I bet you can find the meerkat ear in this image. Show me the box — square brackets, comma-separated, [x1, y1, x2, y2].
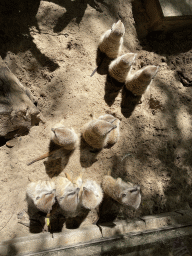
[116, 178, 122, 185]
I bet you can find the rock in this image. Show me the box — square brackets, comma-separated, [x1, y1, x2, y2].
[0, 58, 43, 139]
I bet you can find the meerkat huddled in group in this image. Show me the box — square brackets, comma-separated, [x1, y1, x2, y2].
[26, 180, 56, 214]
[102, 173, 141, 210]
[65, 173, 103, 211]
[125, 65, 159, 96]
[108, 53, 136, 83]
[82, 114, 120, 149]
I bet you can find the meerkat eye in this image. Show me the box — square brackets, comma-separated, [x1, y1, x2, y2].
[122, 193, 126, 198]
[36, 196, 40, 200]
[130, 188, 138, 193]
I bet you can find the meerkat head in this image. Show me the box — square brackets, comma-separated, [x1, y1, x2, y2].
[58, 186, 80, 212]
[120, 53, 137, 68]
[81, 180, 103, 210]
[111, 20, 125, 38]
[116, 178, 141, 209]
[34, 181, 56, 213]
[141, 65, 158, 81]
[98, 114, 117, 124]
[92, 120, 117, 138]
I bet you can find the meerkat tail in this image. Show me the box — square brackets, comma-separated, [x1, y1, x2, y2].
[27, 152, 51, 166]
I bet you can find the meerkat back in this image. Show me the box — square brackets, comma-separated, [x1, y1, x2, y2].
[99, 20, 125, 59]
[53, 176, 80, 215]
[125, 65, 158, 96]
[102, 175, 141, 210]
[51, 126, 78, 150]
[82, 119, 117, 149]
[109, 53, 136, 83]
[81, 180, 103, 210]
[26, 180, 56, 213]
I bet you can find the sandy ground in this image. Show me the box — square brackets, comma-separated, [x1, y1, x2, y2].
[0, 0, 192, 241]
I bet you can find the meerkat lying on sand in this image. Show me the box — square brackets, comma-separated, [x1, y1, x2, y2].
[102, 174, 141, 210]
[82, 114, 120, 149]
[109, 53, 136, 83]
[125, 65, 158, 96]
[27, 121, 78, 166]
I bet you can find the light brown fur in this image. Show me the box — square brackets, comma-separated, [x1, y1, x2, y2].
[125, 65, 158, 96]
[53, 176, 80, 217]
[82, 119, 117, 149]
[26, 180, 56, 213]
[109, 53, 136, 83]
[99, 20, 125, 59]
[51, 127, 78, 150]
[102, 175, 141, 209]
[68, 173, 103, 210]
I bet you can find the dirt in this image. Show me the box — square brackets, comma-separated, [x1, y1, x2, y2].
[0, 0, 192, 241]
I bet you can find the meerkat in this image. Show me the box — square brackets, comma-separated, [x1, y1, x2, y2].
[53, 176, 80, 217]
[66, 173, 103, 210]
[99, 20, 125, 59]
[125, 65, 158, 96]
[98, 114, 120, 146]
[82, 119, 117, 149]
[98, 114, 117, 123]
[26, 180, 56, 214]
[90, 20, 125, 77]
[27, 124, 78, 166]
[102, 175, 141, 210]
[108, 53, 137, 83]
[51, 127, 78, 150]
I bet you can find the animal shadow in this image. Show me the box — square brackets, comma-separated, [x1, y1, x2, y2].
[121, 86, 142, 118]
[49, 213, 66, 233]
[104, 74, 124, 106]
[65, 208, 90, 229]
[80, 135, 101, 168]
[97, 195, 121, 224]
[26, 198, 46, 233]
[53, 0, 104, 33]
[44, 140, 74, 178]
[94, 48, 113, 76]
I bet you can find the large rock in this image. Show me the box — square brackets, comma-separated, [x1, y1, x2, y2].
[0, 59, 42, 139]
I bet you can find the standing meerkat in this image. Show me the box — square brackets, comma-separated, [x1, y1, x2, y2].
[102, 175, 141, 210]
[125, 65, 158, 96]
[26, 180, 56, 214]
[82, 119, 117, 149]
[53, 176, 80, 217]
[90, 20, 125, 77]
[99, 20, 125, 59]
[109, 53, 136, 83]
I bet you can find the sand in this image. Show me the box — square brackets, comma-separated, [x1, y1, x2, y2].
[0, 0, 192, 241]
